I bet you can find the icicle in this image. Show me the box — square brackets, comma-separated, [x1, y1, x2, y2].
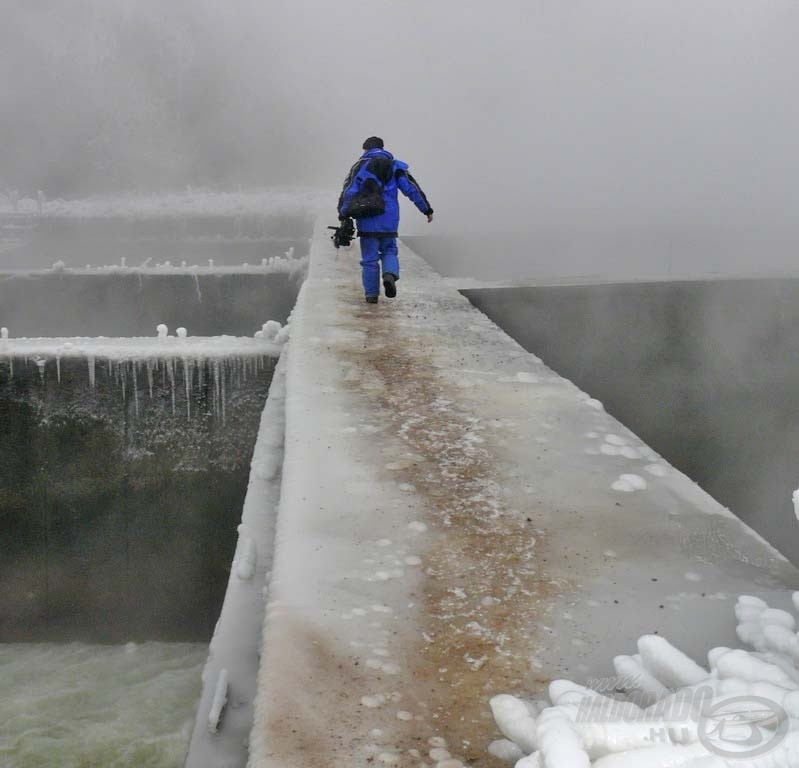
[183, 357, 192, 421]
[146, 359, 154, 399]
[132, 362, 139, 418]
[221, 358, 227, 424]
[56, 356, 61, 383]
[36, 358, 46, 384]
[167, 357, 176, 415]
[213, 359, 221, 417]
[193, 273, 202, 303]
[121, 363, 127, 402]
[87, 355, 95, 388]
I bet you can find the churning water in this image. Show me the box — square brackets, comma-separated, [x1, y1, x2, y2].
[0, 642, 206, 767]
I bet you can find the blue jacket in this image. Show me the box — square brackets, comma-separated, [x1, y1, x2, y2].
[338, 148, 433, 235]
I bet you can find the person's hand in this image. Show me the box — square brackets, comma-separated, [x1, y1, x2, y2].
[427, 213, 434, 223]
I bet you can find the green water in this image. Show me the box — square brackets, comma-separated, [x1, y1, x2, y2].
[0, 642, 206, 767]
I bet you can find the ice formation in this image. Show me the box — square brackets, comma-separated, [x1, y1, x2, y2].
[490, 594, 799, 767]
[207, 668, 229, 733]
[27, 254, 308, 278]
[0, 335, 283, 424]
[0, 187, 326, 220]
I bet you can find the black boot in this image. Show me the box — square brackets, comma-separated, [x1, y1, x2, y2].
[365, 295, 378, 304]
[383, 272, 397, 298]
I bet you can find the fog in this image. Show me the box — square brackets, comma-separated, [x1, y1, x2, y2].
[467, 280, 799, 564]
[3, 1, 799, 276]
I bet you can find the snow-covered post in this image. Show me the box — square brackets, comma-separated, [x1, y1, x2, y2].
[157, 324, 169, 340]
[793, 489, 799, 523]
[0, 327, 8, 346]
[261, 321, 281, 342]
[176, 327, 188, 339]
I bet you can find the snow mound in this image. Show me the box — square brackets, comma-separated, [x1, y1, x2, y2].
[490, 594, 799, 766]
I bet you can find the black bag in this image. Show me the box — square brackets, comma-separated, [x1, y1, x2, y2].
[346, 177, 385, 219]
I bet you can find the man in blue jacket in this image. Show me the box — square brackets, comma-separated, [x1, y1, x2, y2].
[338, 137, 434, 303]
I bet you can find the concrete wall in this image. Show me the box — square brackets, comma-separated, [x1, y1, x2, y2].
[0, 354, 274, 642]
[466, 278, 799, 564]
[0, 272, 300, 337]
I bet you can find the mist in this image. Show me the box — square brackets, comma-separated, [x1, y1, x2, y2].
[3, 1, 799, 277]
[1, 0, 291, 194]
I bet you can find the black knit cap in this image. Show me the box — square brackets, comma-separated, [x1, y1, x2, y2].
[362, 136, 384, 150]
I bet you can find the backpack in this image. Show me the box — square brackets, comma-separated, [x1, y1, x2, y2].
[346, 157, 394, 219]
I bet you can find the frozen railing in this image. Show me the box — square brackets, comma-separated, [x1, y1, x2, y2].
[0, 325, 288, 422]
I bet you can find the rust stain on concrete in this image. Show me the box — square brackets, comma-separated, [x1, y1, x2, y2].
[342, 299, 566, 765]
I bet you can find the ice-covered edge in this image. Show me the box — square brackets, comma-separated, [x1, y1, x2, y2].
[185, 349, 288, 767]
[0, 336, 283, 361]
[0, 256, 308, 278]
[0, 188, 329, 219]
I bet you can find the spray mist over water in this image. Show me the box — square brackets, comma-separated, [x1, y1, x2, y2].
[1, 0, 292, 194]
[4, 1, 798, 279]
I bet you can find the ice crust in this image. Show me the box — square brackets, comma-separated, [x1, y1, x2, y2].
[185, 349, 289, 766]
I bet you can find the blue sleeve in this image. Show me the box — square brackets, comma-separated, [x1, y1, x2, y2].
[396, 170, 433, 215]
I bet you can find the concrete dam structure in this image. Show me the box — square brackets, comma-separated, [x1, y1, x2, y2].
[3, 200, 799, 767]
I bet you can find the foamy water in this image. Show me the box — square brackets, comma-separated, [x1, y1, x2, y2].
[0, 642, 206, 767]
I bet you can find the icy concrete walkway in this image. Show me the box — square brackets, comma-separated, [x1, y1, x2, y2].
[249, 222, 799, 768]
